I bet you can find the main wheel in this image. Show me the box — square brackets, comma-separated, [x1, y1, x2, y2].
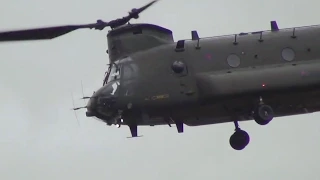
[253, 104, 274, 125]
[229, 130, 250, 150]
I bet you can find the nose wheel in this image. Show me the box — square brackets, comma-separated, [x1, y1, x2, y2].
[229, 121, 250, 150]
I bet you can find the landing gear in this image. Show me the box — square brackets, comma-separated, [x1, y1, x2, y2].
[168, 117, 184, 133]
[175, 120, 184, 133]
[229, 121, 250, 150]
[129, 124, 138, 137]
[229, 96, 275, 150]
[253, 97, 274, 125]
[127, 124, 143, 138]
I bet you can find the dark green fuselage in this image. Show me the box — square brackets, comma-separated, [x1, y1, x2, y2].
[86, 23, 320, 126]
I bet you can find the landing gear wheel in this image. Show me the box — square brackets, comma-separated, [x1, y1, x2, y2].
[229, 130, 250, 150]
[253, 104, 274, 125]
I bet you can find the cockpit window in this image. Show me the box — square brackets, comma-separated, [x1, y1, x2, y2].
[103, 57, 137, 85]
[122, 63, 139, 80]
[104, 62, 120, 85]
[108, 64, 120, 82]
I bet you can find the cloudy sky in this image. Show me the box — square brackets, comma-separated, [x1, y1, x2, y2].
[1, 0, 319, 179]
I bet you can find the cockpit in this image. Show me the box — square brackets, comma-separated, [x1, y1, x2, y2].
[86, 56, 139, 124]
[103, 56, 138, 85]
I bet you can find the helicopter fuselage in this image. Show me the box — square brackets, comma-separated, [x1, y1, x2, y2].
[5, 0, 301, 149]
[86, 23, 320, 127]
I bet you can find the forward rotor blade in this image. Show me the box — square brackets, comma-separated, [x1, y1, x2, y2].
[0, 24, 97, 42]
[108, 0, 159, 28]
[0, 0, 159, 42]
[128, 0, 158, 19]
[134, 0, 158, 15]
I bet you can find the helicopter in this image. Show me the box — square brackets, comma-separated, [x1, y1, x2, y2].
[1, 0, 320, 151]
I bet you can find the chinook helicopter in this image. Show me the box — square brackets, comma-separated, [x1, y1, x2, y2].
[1, 0, 320, 151]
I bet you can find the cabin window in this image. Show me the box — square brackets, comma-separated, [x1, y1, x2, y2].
[282, 47, 295, 61]
[171, 61, 185, 74]
[227, 54, 241, 67]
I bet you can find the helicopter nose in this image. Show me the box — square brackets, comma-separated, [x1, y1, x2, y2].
[85, 95, 97, 117]
[85, 82, 120, 117]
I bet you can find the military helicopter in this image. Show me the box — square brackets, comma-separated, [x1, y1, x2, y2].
[1, 0, 320, 151]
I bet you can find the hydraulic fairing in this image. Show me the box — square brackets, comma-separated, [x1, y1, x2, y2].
[106, 23, 174, 63]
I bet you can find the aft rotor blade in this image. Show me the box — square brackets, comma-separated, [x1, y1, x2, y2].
[0, 24, 97, 42]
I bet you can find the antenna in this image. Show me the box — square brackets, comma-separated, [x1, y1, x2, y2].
[233, 34, 238, 45]
[81, 80, 87, 104]
[259, 32, 264, 42]
[291, 28, 297, 38]
[79, 81, 98, 100]
[71, 92, 80, 126]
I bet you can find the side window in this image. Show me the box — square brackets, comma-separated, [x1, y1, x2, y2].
[122, 63, 139, 80]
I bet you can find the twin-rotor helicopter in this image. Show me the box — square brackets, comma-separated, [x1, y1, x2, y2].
[1, 0, 320, 150]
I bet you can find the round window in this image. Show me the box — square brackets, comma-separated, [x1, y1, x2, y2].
[171, 61, 185, 73]
[227, 54, 241, 67]
[282, 48, 295, 61]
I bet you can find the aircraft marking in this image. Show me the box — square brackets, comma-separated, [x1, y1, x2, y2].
[145, 94, 169, 100]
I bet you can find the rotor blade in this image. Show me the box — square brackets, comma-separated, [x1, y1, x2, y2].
[0, 23, 98, 42]
[0, 0, 159, 42]
[108, 0, 159, 28]
[129, 0, 158, 17]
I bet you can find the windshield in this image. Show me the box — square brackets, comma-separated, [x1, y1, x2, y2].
[104, 63, 120, 85]
[122, 62, 139, 80]
[103, 56, 137, 85]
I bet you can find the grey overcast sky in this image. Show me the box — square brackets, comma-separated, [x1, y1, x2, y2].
[1, 0, 320, 179]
